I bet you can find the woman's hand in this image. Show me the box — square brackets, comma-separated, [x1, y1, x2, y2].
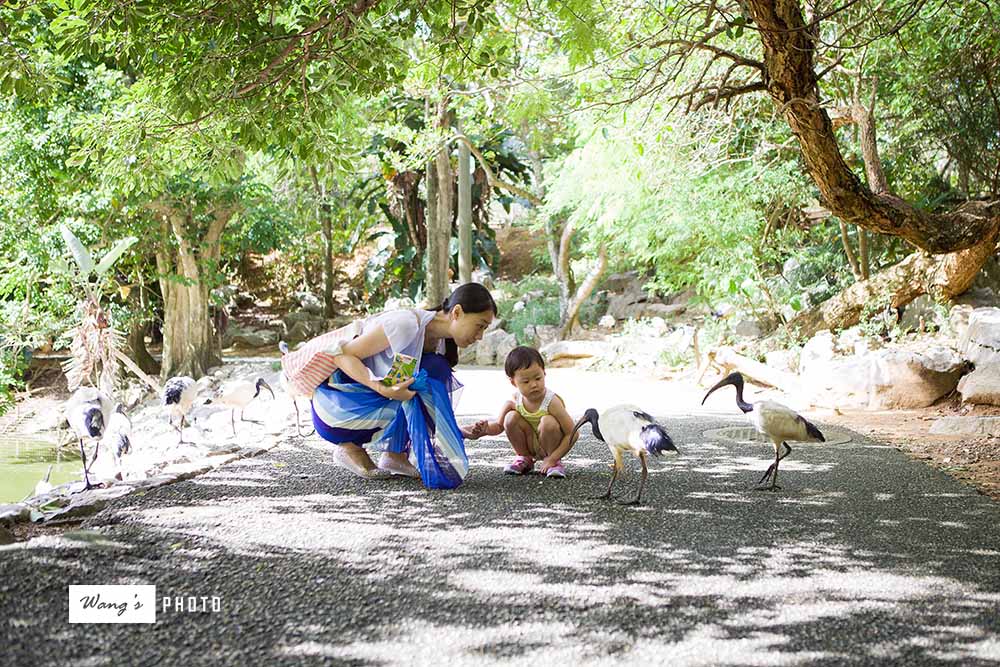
[377, 377, 416, 402]
[461, 419, 489, 439]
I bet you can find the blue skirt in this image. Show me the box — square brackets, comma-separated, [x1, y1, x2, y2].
[312, 353, 459, 449]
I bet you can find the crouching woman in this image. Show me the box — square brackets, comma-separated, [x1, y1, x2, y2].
[311, 283, 496, 484]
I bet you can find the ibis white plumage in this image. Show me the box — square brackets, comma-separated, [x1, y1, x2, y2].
[570, 405, 679, 505]
[278, 341, 315, 436]
[701, 372, 825, 491]
[162, 376, 199, 443]
[34, 465, 54, 497]
[64, 387, 113, 490]
[208, 377, 275, 435]
[100, 404, 133, 474]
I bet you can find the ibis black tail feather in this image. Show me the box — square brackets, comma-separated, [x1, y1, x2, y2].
[640, 424, 677, 457]
[803, 418, 825, 442]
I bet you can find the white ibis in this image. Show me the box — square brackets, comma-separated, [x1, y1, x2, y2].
[65, 387, 112, 490]
[162, 376, 199, 443]
[34, 465, 54, 497]
[279, 341, 315, 436]
[100, 404, 132, 474]
[207, 377, 275, 435]
[570, 405, 678, 505]
[702, 372, 825, 491]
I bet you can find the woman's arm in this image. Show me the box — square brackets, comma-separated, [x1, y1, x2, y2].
[539, 397, 579, 469]
[334, 326, 415, 401]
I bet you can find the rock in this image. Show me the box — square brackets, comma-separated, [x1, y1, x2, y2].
[512, 301, 526, 313]
[286, 319, 327, 344]
[234, 291, 256, 309]
[899, 295, 944, 333]
[476, 330, 517, 365]
[802, 354, 874, 409]
[459, 342, 478, 364]
[471, 268, 495, 290]
[540, 340, 609, 362]
[837, 326, 874, 356]
[232, 329, 279, 348]
[958, 365, 1000, 406]
[765, 348, 800, 374]
[602, 271, 640, 293]
[734, 319, 764, 338]
[598, 315, 616, 329]
[0, 504, 29, 525]
[634, 303, 687, 319]
[801, 345, 964, 410]
[867, 347, 966, 409]
[283, 311, 324, 326]
[929, 416, 1000, 437]
[605, 277, 650, 320]
[294, 291, 325, 315]
[647, 317, 669, 336]
[954, 287, 999, 309]
[959, 307, 1000, 367]
[495, 333, 517, 364]
[949, 304, 974, 341]
[535, 325, 560, 348]
[666, 288, 696, 305]
[662, 325, 696, 355]
[800, 330, 837, 369]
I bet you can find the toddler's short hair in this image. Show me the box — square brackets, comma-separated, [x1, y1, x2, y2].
[504, 346, 545, 378]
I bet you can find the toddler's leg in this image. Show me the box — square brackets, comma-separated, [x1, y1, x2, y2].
[503, 411, 535, 458]
[537, 415, 563, 458]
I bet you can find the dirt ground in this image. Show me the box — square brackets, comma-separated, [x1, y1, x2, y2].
[823, 399, 1000, 501]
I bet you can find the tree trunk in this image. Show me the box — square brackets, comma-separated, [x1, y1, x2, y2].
[858, 227, 870, 280]
[456, 116, 473, 284]
[839, 219, 861, 281]
[559, 247, 607, 339]
[308, 165, 336, 318]
[126, 322, 159, 376]
[425, 97, 452, 306]
[745, 0, 1000, 253]
[425, 140, 441, 307]
[556, 219, 578, 324]
[389, 170, 426, 253]
[151, 204, 235, 380]
[788, 230, 999, 337]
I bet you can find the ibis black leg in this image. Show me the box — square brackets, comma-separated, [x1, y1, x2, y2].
[621, 453, 648, 506]
[77, 439, 93, 491]
[293, 400, 315, 437]
[755, 442, 789, 491]
[594, 466, 619, 500]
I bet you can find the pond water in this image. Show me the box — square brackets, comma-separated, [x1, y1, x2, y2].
[0, 435, 83, 504]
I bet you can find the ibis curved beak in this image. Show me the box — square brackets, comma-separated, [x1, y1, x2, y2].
[701, 372, 744, 405]
[256, 379, 275, 400]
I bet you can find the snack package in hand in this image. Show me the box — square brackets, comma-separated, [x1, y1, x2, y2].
[381, 353, 417, 386]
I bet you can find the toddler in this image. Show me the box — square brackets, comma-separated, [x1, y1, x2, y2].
[462, 346, 578, 478]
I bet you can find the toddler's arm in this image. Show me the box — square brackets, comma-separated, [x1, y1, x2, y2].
[462, 401, 514, 439]
[538, 396, 580, 471]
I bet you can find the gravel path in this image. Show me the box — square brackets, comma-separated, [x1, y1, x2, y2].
[2, 372, 999, 666]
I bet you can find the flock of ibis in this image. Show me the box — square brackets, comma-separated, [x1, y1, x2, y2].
[59, 365, 825, 504]
[61, 373, 275, 490]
